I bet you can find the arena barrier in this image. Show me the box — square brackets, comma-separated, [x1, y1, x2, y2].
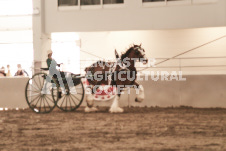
[83, 75, 226, 108]
[0, 75, 226, 109]
[0, 77, 29, 109]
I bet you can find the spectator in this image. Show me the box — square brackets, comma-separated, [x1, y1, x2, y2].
[0, 66, 6, 77]
[14, 64, 29, 77]
[6, 64, 12, 77]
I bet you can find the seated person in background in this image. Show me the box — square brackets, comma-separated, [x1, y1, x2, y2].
[14, 64, 29, 77]
[6, 64, 11, 77]
[0, 66, 6, 77]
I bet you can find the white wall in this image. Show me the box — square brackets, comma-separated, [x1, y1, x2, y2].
[79, 27, 226, 75]
[44, 0, 226, 33]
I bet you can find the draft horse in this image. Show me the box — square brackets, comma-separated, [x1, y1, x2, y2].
[84, 44, 148, 113]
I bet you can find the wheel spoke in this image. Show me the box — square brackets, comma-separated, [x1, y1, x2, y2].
[43, 97, 46, 112]
[30, 83, 40, 92]
[28, 93, 40, 97]
[70, 94, 81, 105]
[27, 89, 40, 93]
[39, 98, 43, 112]
[38, 74, 43, 90]
[33, 96, 41, 109]
[29, 94, 41, 105]
[69, 95, 77, 106]
[60, 95, 66, 108]
[65, 96, 68, 110]
[46, 95, 55, 104]
[68, 95, 73, 110]
[43, 96, 51, 109]
[33, 78, 41, 90]
[71, 93, 80, 101]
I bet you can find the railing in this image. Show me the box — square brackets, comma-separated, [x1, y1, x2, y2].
[11, 56, 225, 78]
[79, 56, 226, 75]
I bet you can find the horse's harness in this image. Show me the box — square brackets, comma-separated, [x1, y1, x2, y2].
[86, 50, 137, 85]
[107, 50, 137, 85]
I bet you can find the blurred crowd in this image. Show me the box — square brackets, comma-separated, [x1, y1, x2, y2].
[0, 64, 29, 77]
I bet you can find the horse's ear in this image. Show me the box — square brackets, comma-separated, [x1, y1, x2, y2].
[115, 49, 119, 59]
[140, 43, 142, 47]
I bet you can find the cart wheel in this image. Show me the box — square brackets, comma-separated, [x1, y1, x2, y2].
[54, 80, 84, 112]
[25, 73, 58, 113]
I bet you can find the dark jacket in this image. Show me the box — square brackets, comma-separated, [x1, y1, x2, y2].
[14, 70, 29, 76]
[0, 71, 6, 76]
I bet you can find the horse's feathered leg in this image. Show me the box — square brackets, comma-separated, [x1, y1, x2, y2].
[134, 82, 145, 102]
[109, 89, 123, 113]
[84, 87, 98, 112]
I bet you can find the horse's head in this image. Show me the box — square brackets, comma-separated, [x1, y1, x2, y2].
[121, 44, 148, 65]
[133, 44, 148, 64]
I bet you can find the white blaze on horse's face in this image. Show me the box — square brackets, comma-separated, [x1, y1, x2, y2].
[135, 46, 148, 64]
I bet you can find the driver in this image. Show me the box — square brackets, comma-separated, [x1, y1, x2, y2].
[46, 50, 61, 71]
[46, 50, 75, 95]
[46, 50, 65, 88]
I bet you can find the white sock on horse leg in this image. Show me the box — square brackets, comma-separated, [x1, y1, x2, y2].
[85, 106, 98, 113]
[136, 85, 144, 102]
[86, 88, 94, 107]
[85, 92, 98, 112]
[111, 96, 119, 108]
[109, 96, 123, 113]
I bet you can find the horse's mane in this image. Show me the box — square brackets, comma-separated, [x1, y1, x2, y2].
[121, 44, 140, 61]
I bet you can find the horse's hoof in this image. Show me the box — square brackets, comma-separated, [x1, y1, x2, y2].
[135, 97, 144, 102]
[85, 106, 98, 113]
[86, 97, 94, 107]
[109, 107, 124, 113]
[135, 98, 138, 102]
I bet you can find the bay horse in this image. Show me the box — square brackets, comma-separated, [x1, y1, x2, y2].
[84, 44, 148, 113]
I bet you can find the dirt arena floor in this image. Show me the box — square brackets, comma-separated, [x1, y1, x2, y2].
[1, 107, 226, 151]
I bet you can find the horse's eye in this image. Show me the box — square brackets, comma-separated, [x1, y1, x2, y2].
[135, 50, 139, 54]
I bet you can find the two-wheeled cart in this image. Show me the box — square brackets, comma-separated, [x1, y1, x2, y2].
[25, 68, 85, 113]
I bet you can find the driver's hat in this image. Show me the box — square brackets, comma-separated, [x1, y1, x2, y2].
[47, 50, 53, 55]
